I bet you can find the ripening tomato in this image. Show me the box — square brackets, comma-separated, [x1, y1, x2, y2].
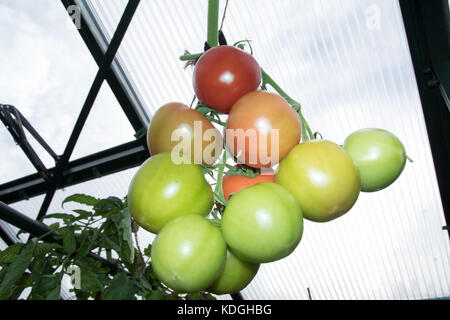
[193, 45, 261, 114]
[127, 153, 213, 234]
[276, 140, 361, 222]
[222, 182, 303, 263]
[343, 128, 406, 192]
[208, 250, 260, 295]
[147, 102, 223, 166]
[225, 91, 301, 168]
[222, 169, 275, 201]
[151, 215, 227, 293]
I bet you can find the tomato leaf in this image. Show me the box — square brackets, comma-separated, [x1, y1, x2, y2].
[143, 244, 152, 258]
[63, 231, 77, 255]
[5, 272, 32, 300]
[34, 243, 63, 258]
[62, 194, 99, 208]
[79, 267, 104, 293]
[103, 272, 137, 300]
[29, 272, 63, 300]
[0, 243, 24, 264]
[0, 239, 37, 299]
[116, 208, 135, 264]
[93, 198, 122, 217]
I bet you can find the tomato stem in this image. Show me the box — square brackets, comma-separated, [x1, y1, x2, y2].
[260, 68, 314, 141]
[207, 0, 220, 47]
[214, 148, 229, 209]
[179, 53, 202, 61]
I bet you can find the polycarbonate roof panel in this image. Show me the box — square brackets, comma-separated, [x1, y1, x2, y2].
[85, 0, 450, 299]
[0, 0, 97, 183]
[70, 81, 136, 160]
[0, 0, 140, 185]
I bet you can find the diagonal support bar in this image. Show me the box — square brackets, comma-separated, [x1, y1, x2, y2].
[36, 0, 141, 221]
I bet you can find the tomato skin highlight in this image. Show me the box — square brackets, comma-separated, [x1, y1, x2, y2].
[147, 102, 223, 166]
[225, 91, 301, 168]
[222, 182, 303, 263]
[343, 128, 406, 192]
[193, 45, 261, 114]
[127, 153, 213, 234]
[208, 250, 260, 295]
[151, 215, 227, 293]
[276, 140, 361, 222]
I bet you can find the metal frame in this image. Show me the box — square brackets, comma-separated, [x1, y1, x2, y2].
[399, 0, 450, 235]
[35, 0, 141, 221]
[0, 138, 149, 204]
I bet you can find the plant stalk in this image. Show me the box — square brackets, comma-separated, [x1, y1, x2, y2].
[207, 0, 220, 47]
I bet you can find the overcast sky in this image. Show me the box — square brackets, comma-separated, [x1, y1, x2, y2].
[1, 0, 449, 299]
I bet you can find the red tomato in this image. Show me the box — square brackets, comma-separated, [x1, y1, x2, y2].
[225, 91, 301, 168]
[222, 170, 275, 201]
[193, 46, 261, 114]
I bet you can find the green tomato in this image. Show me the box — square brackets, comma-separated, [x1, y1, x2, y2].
[208, 250, 260, 295]
[343, 128, 406, 192]
[151, 215, 227, 293]
[276, 140, 360, 222]
[128, 152, 213, 234]
[222, 182, 303, 263]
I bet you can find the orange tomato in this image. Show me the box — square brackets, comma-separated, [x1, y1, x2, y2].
[222, 170, 275, 201]
[225, 91, 301, 168]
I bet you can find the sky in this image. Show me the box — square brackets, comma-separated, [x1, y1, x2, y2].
[0, 0, 449, 300]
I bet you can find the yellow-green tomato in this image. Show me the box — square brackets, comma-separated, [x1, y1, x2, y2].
[128, 153, 213, 234]
[222, 182, 303, 263]
[151, 215, 227, 293]
[208, 250, 260, 295]
[343, 128, 406, 192]
[276, 140, 360, 222]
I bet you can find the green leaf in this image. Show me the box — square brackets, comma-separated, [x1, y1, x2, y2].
[63, 194, 99, 208]
[103, 272, 137, 300]
[74, 257, 109, 293]
[34, 242, 63, 258]
[63, 231, 77, 254]
[75, 229, 100, 259]
[29, 272, 63, 300]
[0, 239, 37, 299]
[143, 244, 152, 257]
[93, 198, 121, 218]
[0, 243, 24, 264]
[98, 234, 121, 252]
[79, 268, 103, 293]
[116, 208, 135, 264]
[5, 272, 32, 300]
[43, 213, 78, 222]
[147, 289, 168, 300]
[72, 209, 93, 220]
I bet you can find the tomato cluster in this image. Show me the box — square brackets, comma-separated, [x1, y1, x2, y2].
[127, 45, 407, 295]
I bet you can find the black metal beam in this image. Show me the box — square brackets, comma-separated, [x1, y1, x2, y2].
[36, 0, 141, 221]
[0, 138, 148, 205]
[0, 224, 15, 246]
[399, 0, 450, 234]
[61, 0, 148, 133]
